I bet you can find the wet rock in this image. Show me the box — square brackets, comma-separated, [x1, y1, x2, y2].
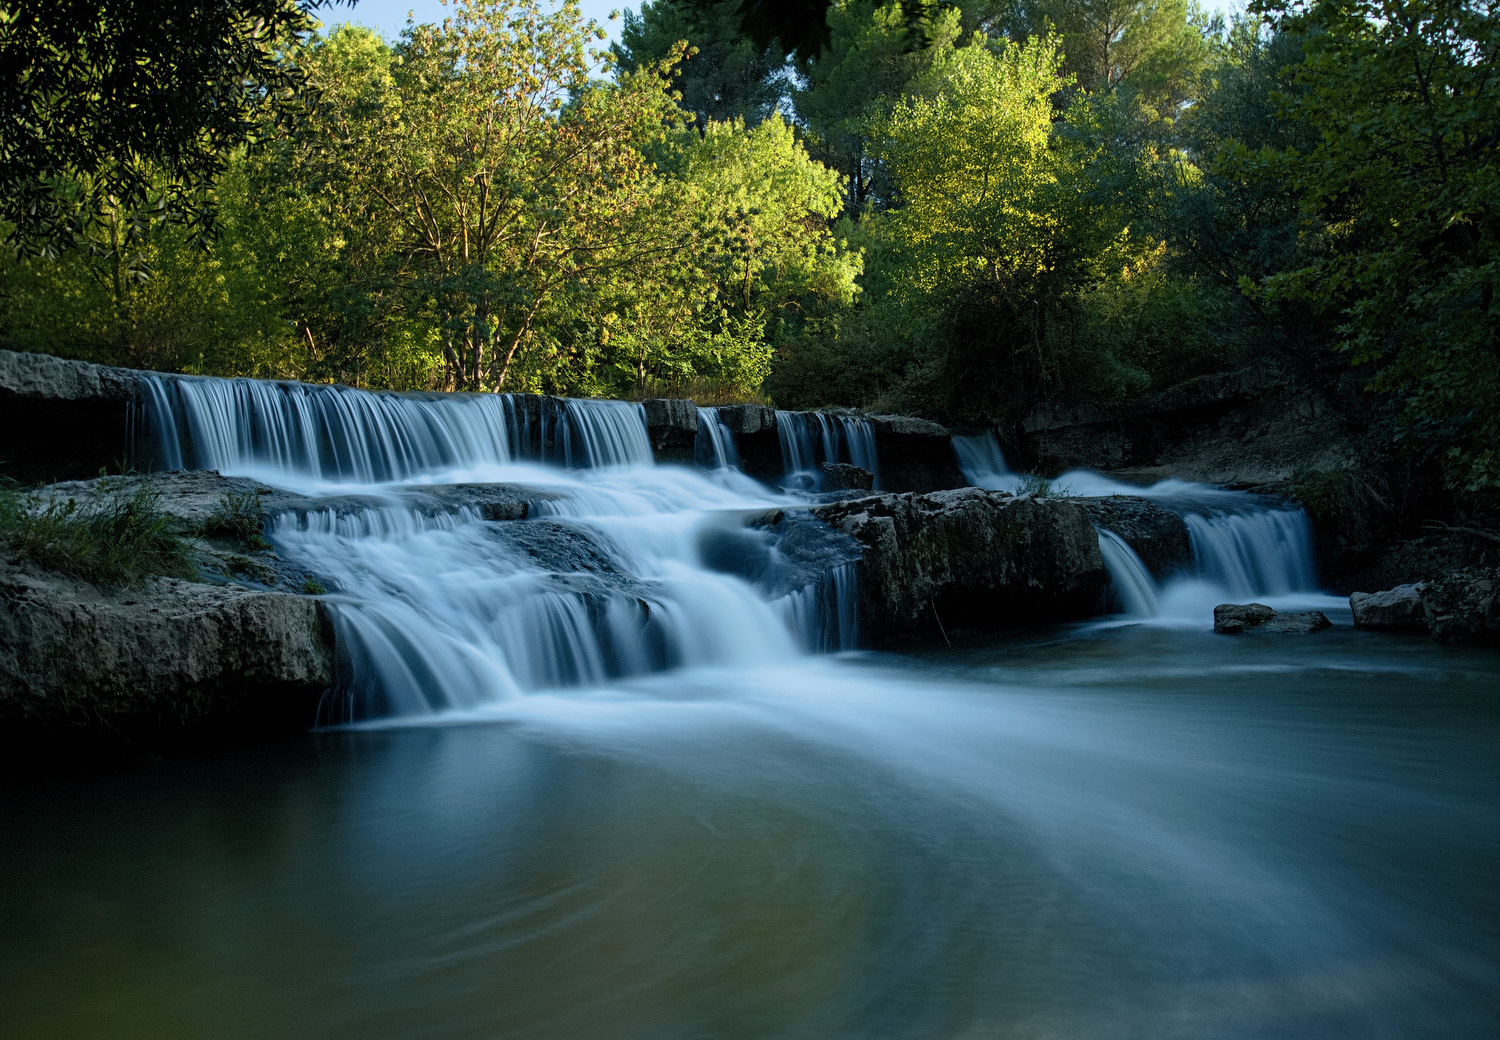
[1350, 584, 1427, 632]
[810, 488, 1107, 644]
[715, 404, 776, 435]
[0, 349, 141, 483]
[1214, 602, 1277, 633]
[1076, 497, 1192, 579]
[1214, 603, 1330, 634]
[820, 462, 874, 492]
[1422, 568, 1500, 645]
[866, 413, 967, 494]
[641, 398, 698, 464]
[0, 561, 334, 734]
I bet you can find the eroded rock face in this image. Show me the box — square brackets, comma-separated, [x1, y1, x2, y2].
[1214, 603, 1330, 634]
[0, 349, 141, 483]
[1077, 497, 1192, 579]
[809, 488, 1107, 643]
[1350, 584, 1427, 632]
[715, 405, 776, 435]
[1422, 568, 1500, 644]
[820, 463, 874, 492]
[0, 563, 334, 733]
[866, 413, 967, 493]
[641, 398, 698, 464]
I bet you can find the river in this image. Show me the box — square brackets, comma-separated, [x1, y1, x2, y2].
[0, 379, 1495, 1038]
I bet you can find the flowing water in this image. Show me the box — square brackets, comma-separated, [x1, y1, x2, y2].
[2, 381, 1496, 1038]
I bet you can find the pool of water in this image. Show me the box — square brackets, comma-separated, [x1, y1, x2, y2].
[3, 624, 1496, 1039]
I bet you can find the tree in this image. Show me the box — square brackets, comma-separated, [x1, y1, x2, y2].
[612, 0, 787, 128]
[0, 0, 346, 254]
[1229, 0, 1500, 487]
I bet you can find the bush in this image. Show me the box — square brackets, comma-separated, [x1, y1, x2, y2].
[203, 489, 269, 550]
[0, 477, 196, 587]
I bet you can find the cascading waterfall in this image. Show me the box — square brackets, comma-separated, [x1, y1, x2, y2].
[695, 407, 740, 470]
[134, 374, 866, 721]
[777, 410, 880, 490]
[136, 373, 652, 483]
[839, 415, 880, 488]
[952, 430, 1015, 492]
[1097, 529, 1159, 618]
[776, 409, 819, 488]
[1183, 507, 1319, 598]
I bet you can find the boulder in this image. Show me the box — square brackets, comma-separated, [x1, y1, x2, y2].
[1214, 602, 1330, 634]
[1422, 568, 1500, 644]
[641, 398, 698, 464]
[0, 562, 334, 737]
[866, 413, 968, 494]
[0, 348, 142, 483]
[715, 404, 776, 435]
[1214, 602, 1276, 633]
[820, 462, 874, 492]
[809, 488, 1107, 644]
[1350, 583, 1427, 632]
[1076, 496, 1192, 579]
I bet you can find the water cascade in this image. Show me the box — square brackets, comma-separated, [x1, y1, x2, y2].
[776, 410, 881, 490]
[952, 430, 1015, 492]
[1096, 529, 1160, 617]
[695, 407, 740, 470]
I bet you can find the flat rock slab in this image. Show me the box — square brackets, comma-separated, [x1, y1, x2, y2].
[1215, 602, 1331, 634]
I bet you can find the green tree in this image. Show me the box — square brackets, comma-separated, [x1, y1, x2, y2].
[612, 0, 787, 128]
[1229, 0, 1500, 487]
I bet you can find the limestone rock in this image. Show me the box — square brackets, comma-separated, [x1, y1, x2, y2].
[1077, 496, 1192, 579]
[715, 404, 776, 435]
[810, 488, 1107, 643]
[1350, 583, 1427, 631]
[0, 349, 142, 483]
[641, 398, 698, 463]
[1422, 568, 1500, 644]
[0, 562, 334, 733]
[864, 413, 967, 493]
[1215, 602, 1330, 634]
[820, 462, 874, 492]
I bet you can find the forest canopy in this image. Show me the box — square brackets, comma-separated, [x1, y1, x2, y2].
[2, 0, 1496, 487]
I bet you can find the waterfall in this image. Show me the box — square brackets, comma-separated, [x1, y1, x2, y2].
[1097, 529, 1160, 617]
[775, 562, 860, 652]
[776, 410, 819, 489]
[695, 407, 740, 470]
[952, 431, 1014, 491]
[839, 416, 880, 489]
[136, 374, 651, 483]
[1184, 508, 1319, 598]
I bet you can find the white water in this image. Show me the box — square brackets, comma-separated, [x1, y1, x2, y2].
[1097, 529, 1159, 618]
[136, 374, 1343, 719]
[776, 410, 880, 490]
[695, 407, 741, 470]
[952, 430, 1017, 492]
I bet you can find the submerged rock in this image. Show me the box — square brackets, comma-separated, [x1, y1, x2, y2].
[810, 488, 1106, 644]
[1422, 568, 1500, 644]
[1350, 584, 1427, 632]
[0, 562, 333, 735]
[1214, 603, 1330, 634]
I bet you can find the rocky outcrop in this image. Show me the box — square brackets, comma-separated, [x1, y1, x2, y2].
[1214, 603, 1331, 634]
[0, 349, 143, 483]
[1076, 496, 1192, 579]
[1350, 584, 1427, 631]
[641, 398, 698, 464]
[820, 462, 874, 492]
[1422, 568, 1499, 645]
[0, 562, 334, 736]
[867, 413, 968, 493]
[809, 488, 1107, 643]
[715, 405, 776, 435]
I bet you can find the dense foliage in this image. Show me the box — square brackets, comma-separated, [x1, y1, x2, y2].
[2, 0, 1496, 484]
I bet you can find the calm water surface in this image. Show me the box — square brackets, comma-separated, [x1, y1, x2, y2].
[2, 624, 1497, 1040]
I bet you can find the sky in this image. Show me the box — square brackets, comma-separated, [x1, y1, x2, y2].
[317, 0, 1244, 52]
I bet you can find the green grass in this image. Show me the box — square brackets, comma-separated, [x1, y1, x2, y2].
[203, 488, 270, 550]
[0, 477, 197, 587]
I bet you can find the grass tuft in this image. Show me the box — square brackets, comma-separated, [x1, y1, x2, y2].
[0, 477, 197, 587]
